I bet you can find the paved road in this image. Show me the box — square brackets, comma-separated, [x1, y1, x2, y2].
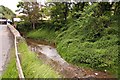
[0, 25, 14, 76]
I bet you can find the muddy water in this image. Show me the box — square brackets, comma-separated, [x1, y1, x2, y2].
[26, 39, 116, 78]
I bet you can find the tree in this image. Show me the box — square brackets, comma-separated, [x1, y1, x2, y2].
[46, 2, 70, 30]
[0, 5, 15, 19]
[17, 1, 40, 29]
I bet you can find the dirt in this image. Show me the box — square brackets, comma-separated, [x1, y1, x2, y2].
[26, 39, 117, 79]
[26, 38, 56, 48]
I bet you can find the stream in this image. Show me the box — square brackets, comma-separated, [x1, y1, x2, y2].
[26, 39, 116, 78]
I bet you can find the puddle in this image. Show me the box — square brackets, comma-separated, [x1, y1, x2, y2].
[26, 39, 116, 78]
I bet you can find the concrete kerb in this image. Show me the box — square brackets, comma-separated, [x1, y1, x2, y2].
[7, 25, 25, 79]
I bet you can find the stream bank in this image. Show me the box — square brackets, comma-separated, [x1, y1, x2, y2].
[26, 39, 116, 78]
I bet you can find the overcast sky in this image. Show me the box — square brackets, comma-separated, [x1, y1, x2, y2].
[0, 0, 21, 13]
[0, 0, 45, 14]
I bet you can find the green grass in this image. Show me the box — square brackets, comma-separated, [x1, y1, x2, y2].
[2, 48, 18, 78]
[56, 19, 118, 77]
[18, 39, 60, 78]
[25, 20, 118, 77]
[22, 3, 119, 78]
[27, 28, 56, 42]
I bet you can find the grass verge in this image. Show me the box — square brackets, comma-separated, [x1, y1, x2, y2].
[2, 48, 18, 78]
[18, 39, 60, 78]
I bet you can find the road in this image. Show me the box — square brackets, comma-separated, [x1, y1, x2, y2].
[0, 25, 14, 76]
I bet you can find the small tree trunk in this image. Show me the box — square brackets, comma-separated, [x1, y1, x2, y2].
[32, 22, 35, 30]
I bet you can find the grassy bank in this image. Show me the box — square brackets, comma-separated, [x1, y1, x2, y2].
[25, 25, 118, 77]
[26, 24, 118, 77]
[56, 6, 119, 77]
[23, 3, 118, 78]
[27, 28, 56, 42]
[56, 5, 119, 77]
[2, 48, 18, 78]
[18, 39, 60, 78]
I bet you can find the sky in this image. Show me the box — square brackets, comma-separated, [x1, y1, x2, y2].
[0, 0, 21, 13]
[0, 0, 45, 14]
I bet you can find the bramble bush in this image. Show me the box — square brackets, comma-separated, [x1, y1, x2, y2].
[56, 3, 118, 76]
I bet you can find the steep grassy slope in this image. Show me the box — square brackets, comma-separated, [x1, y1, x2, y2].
[27, 28, 56, 42]
[56, 4, 119, 76]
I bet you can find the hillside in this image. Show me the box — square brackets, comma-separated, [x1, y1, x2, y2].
[56, 3, 119, 76]
[0, 5, 15, 19]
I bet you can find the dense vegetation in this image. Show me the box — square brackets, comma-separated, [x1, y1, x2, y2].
[0, 5, 15, 19]
[56, 3, 119, 76]
[17, 2, 119, 77]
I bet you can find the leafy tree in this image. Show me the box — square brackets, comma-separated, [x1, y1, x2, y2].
[69, 2, 86, 19]
[0, 5, 15, 19]
[47, 2, 70, 30]
[114, 2, 120, 15]
[17, 1, 40, 29]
